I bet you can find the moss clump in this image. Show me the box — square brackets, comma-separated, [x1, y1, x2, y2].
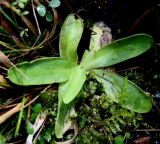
[76, 79, 143, 143]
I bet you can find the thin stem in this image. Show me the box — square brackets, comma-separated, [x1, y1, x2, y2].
[2, 1, 38, 35]
[0, 41, 16, 51]
[0, 6, 17, 27]
[31, 0, 41, 36]
[14, 96, 26, 138]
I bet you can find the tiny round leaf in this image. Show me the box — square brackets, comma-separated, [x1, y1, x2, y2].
[115, 135, 124, 144]
[26, 121, 34, 134]
[18, 2, 25, 9]
[11, 2, 18, 6]
[37, 4, 46, 17]
[22, 11, 29, 15]
[49, 0, 61, 8]
[46, 13, 53, 22]
[33, 103, 42, 114]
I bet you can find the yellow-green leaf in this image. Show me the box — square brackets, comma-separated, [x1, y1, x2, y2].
[81, 34, 153, 69]
[60, 14, 84, 63]
[63, 66, 86, 104]
[8, 57, 76, 85]
[55, 82, 75, 138]
[92, 69, 152, 113]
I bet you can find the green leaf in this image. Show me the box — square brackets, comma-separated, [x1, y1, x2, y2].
[49, 0, 61, 8]
[55, 66, 86, 138]
[8, 57, 76, 85]
[33, 103, 42, 114]
[18, 2, 25, 9]
[63, 66, 86, 104]
[81, 34, 153, 69]
[11, 1, 18, 6]
[55, 82, 75, 138]
[60, 14, 84, 63]
[115, 135, 124, 144]
[92, 69, 152, 113]
[0, 134, 6, 144]
[37, 4, 46, 17]
[22, 11, 29, 15]
[46, 13, 53, 22]
[26, 121, 34, 134]
[19, 0, 28, 3]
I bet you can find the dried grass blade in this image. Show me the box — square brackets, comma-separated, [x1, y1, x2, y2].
[0, 50, 29, 79]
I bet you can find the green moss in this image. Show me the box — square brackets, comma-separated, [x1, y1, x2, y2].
[76, 79, 144, 143]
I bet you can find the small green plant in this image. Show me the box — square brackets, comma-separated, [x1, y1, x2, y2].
[37, 0, 61, 22]
[7, 14, 153, 139]
[11, 0, 29, 15]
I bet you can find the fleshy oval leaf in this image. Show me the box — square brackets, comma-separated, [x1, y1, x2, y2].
[46, 13, 53, 22]
[115, 135, 124, 144]
[37, 4, 46, 17]
[8, 57, 76, 85]
[60, 14, 84, 63]
[92, 69, 152, 113]
[49, 0, 61, 8]
[81, 34, 153, 69]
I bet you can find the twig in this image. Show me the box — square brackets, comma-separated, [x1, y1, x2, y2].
[24, 85, 51, 108]
[153, 101, 160, 113]
[0, 95, 25, 110]
[156, 43, 160, 46]
[0, 6, 17, 27]
[64, 0, 74, 13]
[130, 129, 160, 132]
[33, 115, 46, 143]
[48, 8, 58, 39]
[27, 95, 32, 120]
[127, 7, 154, 34]
[116, 66, 140, 73]
[24, 95, 39, 108]
[30, 0, 42, 47]
[0, 103, 22, 124]
[1, 103, 19, 109]
[0, 40, 17, 50]
[1, 1, 38, 35]
[0, 97, 28, 124]
[0, 65, 8, 71]
[31, 0, 41, 36]
[0, 50, 29, 80]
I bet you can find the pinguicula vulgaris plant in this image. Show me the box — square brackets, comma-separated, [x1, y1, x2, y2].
[8, 13, 153, 138]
